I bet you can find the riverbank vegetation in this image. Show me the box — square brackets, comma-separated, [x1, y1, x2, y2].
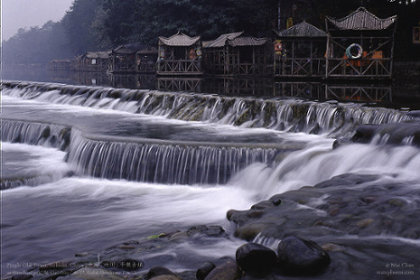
[2, 0, 419, 65]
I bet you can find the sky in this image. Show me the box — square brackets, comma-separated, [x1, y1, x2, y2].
[2, 0, 74, 40]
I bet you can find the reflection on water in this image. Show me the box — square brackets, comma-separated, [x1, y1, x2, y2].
[3, 66, 419, 109]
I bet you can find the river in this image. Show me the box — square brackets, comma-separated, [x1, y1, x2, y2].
[1, 78, 419, 279]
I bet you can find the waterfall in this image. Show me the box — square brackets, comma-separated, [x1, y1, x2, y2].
[2, 81, 411, 137]
[1, 119, 71, 150]
[67, 130, 280, 184]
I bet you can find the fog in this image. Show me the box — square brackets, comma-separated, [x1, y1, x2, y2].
[2, 0, 74, 40]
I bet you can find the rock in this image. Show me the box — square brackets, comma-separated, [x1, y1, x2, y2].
[234, 223, 268, 241]
[205, 258, 240, 280]
[352, 125, 377, 143]
[71, 267, 124, 280]
[186, 225, 225, 237]
[74, 252, 89, 257]
[236, 243, 277, 277]
[321, 243, 345, 252]
[146, 267, 176, 279]
[196, 262, 216, 280]
[356, 218, 374, 228]
[277, 236, 330, 275]
[101, 259, 143, 271]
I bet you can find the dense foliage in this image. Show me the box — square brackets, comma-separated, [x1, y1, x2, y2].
[2, 0, 419, 64]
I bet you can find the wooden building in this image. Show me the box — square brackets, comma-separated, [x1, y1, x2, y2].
[325, 7, 397, 80]
[110, 43, 157, 74]
[203, 32, 271, 76]
[75, 51, 110, 72]
[274, 21, 327, 78]
[157, 32, 203, 76]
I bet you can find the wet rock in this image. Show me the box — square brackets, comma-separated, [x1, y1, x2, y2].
[146, 267, 176, 279]
[74, 252, 89, 258]
[356, 218, 374, 228]
[101, 258, 143, 271]
[236, 243, 277, 277]
[270, 196, 282, 206]
[250, 201, 274, 210]
[352, 125, 377, 143]
[204, 258, 240, 280]
[277, 236, 330, 275]
[333, 138, 351, 149]
[186, 225, 225, 237]
[321, 243, 345, 252]
[196, 262, 216, 280]
[234, 223, 269, 241]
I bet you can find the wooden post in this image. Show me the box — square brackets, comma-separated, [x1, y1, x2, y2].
[389, 22, 397, 77]
[325, 19, 330, 79]
[252, 47, 256, 74]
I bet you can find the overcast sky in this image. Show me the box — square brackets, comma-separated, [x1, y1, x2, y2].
[2, 0, 74, 40]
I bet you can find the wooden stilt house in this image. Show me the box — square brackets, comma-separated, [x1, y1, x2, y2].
[203, 32, 270, 76]
[110, 43, 157, 74]
[75, 51, 111, 72]
[157, 32, 203, 76]
[274, 21, 327, 78]
[325, 7, 397, 80]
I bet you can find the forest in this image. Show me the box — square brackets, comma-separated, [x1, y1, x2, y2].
[2, 0, 419, 65]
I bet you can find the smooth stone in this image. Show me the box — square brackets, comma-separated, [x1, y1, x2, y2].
[146, 267, 176, 279]
[196, 262, 216, 280]
[236, 243, 277, 277]
[277, 236, 330, 275]
[204, 258, 240, 280]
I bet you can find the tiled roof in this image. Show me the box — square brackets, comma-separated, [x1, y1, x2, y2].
[113, 43, 157, 55]
[276, 21, 326, 37]
[326, 7, 397, 31]
[228, 37, 268, 47]
[159, 32, 200, 46]
[203, 32, 243, 48]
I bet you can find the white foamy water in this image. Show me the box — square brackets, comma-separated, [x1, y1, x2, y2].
[230, 142, 420, 198]
[2, 177, 254, 268]
[1, 142, 70, 188]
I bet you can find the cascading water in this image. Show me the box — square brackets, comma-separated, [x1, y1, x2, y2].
[67, 130, 279, 184]
[2, 80, 420, 278]
[2, 81, 411, 138]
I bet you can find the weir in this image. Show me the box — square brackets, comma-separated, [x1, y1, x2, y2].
[2, 81, 411, 138]
[2, 119, 284, 184]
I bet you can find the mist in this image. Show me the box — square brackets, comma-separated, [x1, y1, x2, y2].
[2, 0, 74, 41]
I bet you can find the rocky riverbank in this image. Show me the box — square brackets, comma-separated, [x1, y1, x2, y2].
[4, 173, 419, 280]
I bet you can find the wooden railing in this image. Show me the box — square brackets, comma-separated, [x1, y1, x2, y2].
[275, 58, 326, 77]
[326, 58, 392, 78]
[226, 63, 267, 75]
[157, 60, 202, 75]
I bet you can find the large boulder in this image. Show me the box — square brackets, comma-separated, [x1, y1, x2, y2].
[204, 258, 240, 280]
[277, 236, 330, 275]
[196, 262, 216, 280]
[236, 243, 277, 277]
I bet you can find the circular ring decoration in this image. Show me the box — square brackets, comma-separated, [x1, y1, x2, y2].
[346, 43, 363, 60]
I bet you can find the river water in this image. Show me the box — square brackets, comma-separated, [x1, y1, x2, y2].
[1, 79, 420, 278]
